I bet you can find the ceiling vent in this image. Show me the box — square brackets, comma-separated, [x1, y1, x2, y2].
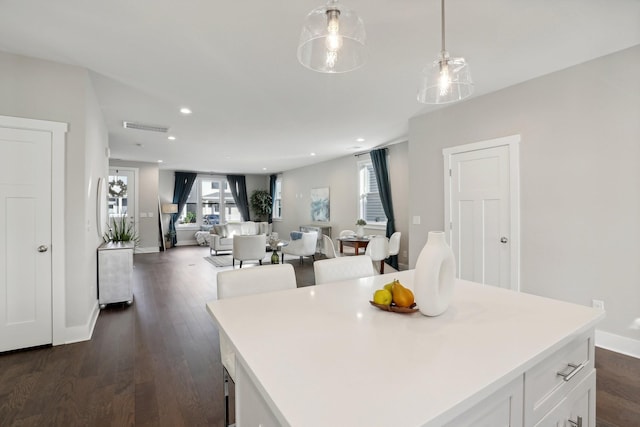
[122, 121, 169, 133]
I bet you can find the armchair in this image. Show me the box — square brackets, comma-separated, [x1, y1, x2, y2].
[232, 234, 267, 268]
[282, 230, 318, 264]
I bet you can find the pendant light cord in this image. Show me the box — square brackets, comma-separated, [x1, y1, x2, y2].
[441, 0, 446, 53]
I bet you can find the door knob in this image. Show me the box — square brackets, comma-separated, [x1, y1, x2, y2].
[500, 237, 508, 244]
[37, 245, 49, 253]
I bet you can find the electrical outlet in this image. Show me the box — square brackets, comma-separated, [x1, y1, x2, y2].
[592, 299, 605, 310]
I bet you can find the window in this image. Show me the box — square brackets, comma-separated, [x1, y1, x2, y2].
[358, 159, 387, 226]
[177, 177, 241, 226]
[272, 176, 282, 220]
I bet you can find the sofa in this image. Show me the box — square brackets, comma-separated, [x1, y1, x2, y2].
[209, 221, 271, 255]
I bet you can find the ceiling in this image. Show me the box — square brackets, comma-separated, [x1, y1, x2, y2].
[0, 0, 638, 174]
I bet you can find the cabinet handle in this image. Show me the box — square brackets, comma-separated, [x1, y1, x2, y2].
[568, 415, 582, 427]
[556, 362, 584, 382]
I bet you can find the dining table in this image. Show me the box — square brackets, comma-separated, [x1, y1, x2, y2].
[336, 235, 370, 255]
[206, 270, 604, 427]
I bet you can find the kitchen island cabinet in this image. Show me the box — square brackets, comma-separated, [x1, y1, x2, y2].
[206, 270, 604, 426]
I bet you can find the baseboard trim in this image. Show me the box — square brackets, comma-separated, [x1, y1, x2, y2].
[135, 246, 160, 254]
[63, 301, 100, 345]
[595, 329, 640, 359]
[176, 240, 197, 246]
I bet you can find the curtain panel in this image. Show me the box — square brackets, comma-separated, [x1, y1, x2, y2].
[269, 174, 277, 224]
[370, 148, 398, 270]
[171, 172, 197, 246]
[227, 175, 250, 221]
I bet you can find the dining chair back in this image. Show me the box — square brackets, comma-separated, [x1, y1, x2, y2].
[216, 263, 297, 426]
[339, 229, 355, 238]
[313, 255, 375, 285]
[388, 232, 401, 257]
[322, 234, 338, 259]
[365, 235, 390, 273]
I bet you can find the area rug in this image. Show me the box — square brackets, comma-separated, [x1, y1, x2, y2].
[203, 254, 318, 287]
[204, 254, 271, 268]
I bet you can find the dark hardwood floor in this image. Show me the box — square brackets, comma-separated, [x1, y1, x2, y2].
[596, 347, 640, 427]
[0, 246, 638, 426]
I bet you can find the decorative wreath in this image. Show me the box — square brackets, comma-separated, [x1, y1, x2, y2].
[108, 179, 127, 198]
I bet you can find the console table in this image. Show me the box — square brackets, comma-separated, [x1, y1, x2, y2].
[206, 271, 604, 426]
[97, 241, 134, 308]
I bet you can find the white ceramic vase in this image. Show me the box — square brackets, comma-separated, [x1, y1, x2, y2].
[356, 225, 364, 238]
[413, 231, 456, 317]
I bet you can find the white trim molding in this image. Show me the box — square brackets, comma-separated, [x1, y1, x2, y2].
[596, 329, 640, 359]
[443, 134, 521, 291]
[0, 115, 68, 347]
[65, 302, 100, 344]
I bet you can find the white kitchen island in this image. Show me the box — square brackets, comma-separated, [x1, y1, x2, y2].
[206, 270, 604, 426]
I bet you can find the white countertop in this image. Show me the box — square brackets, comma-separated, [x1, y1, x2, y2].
[206, 270, 604, 427]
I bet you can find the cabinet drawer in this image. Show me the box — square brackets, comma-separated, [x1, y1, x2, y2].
[525, 332, 593, 426]
[534, 369, 595, 427]
[443, 376, 523, 427]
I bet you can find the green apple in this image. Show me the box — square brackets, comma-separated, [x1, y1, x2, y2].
[373, 289, 392, 306]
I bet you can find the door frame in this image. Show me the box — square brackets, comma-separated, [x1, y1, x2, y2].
[443, 134, 521, 290]
[0, 115, 67, 345]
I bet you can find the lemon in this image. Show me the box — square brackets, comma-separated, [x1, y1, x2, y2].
[373, 289, 392, 306]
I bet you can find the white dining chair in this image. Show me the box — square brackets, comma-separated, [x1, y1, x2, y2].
[339, 229, 355, 238]
[388, 232, 401, 258]
[365, 235, 390, 274]
[322, 234, 338, 259]
[313, 254, 375, 285]
[216, 263, 297, 427]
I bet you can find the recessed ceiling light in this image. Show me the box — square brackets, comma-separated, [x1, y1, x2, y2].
[157, 160, 163, 163]
[168, 136, 176, 141]
[356, 137, 365, 142]
[262, 167, 267, 171]
[310, 152, 316, 156]
[180, 107, 192, 115]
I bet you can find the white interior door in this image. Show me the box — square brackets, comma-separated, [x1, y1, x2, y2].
[108, 168, 137, 229]
[0, 126, 53, 351]
[444, 136, 520, 290]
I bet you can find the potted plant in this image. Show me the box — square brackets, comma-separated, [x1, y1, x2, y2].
[355, 219, 366, 237]
[250, 189, 273, 221]
[164, 230, 176, 249]
[104, 215, 139, 246]
[185, 211, 197, 224]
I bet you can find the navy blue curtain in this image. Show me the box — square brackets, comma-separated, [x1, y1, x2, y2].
[370, 148, 398, 269]
[171, 172, 197, 246]
[227, 175, 250, 221]
[269, 174, 277, 224]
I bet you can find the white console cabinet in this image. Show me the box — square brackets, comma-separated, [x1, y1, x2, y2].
[98, 241, 134, 308]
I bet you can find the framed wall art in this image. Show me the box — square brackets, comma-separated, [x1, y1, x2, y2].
[310, 187, 330, 222]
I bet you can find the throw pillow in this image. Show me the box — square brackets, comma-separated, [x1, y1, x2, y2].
[213, 224, 227, 237]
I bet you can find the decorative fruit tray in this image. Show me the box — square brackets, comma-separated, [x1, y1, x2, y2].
[369, 301, 419, 314]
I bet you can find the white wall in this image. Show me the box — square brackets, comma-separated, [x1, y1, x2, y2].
[0, 51, 108, 336]
[276, 142, 410, 268]
[408, 45, 640, 343]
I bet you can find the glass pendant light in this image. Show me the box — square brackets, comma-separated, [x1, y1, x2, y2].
[417, 0, 473, 104]
[297, 0, 366, 73]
